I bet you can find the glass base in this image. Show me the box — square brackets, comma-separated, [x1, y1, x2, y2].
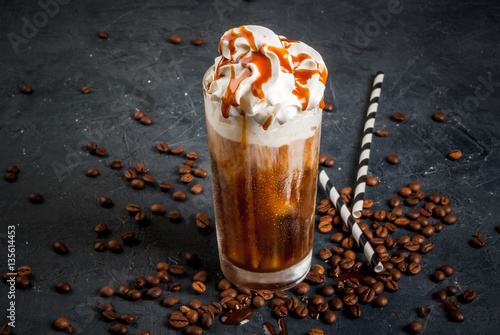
[219, 250, 312, 291]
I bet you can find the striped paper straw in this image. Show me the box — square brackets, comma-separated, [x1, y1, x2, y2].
[318, 167, 384, 273]
[351, 72, 385, 219]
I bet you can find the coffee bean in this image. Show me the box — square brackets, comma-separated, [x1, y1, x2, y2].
[109, 324, 128, 334]
[121, 232, 136, 245]
[295, 282, 310, 295]
[28, 193, 44, 204]
[462, 289, 476, 303]
[407, 262, 421, 275]
[294, 305, 309, 318]
[0, 325, 13, 335]
[323, 158, 335, 167]
[386, 154, 400, 165]
[20, 84, 33, 94]
[321, 101, 334, 112]
[440, 264, 454, 277]
[185, 326, 204, 335]
[190, 184, 203, 194]
[56, 282, 71, 293]
[96, 301, 114, 312]
[53, 317, 70, 330]
[94, 242, 105, 252]
[162, 296, 179, 308]
[251, 295, 265, 308]
[376, 130, 389, 136]
[408, 320, 424, 334]
[435, 289, 447, 301]
[195, 212, 211, 229]
[365, 176, 378, 186]
[97, 30, 109, 39]
[146, 287, 163, 299]
[86, 168, 100, 177]
[319, 284, 335, 297]
[179, 165, 192, 175]
[170, 35, 182, 44]
[193, 168, 208, 178]
[16, 265, 32, 276]
[140, 116, 152, 125]
[274, 305, 288, 318]
[400, 187, 412, 198]
[126, 204, 141, 216]
[102, 309, 116, 321]
[448, 149, 462, 160]
[143, 174, 155, 184]
[118, 285, 130, 296]
[173, 191, 186, 201]
[181, 173, 194, 184]
[94, 223, 108, 237]
[124, 169, 137, 180]
[109, 160, 122, 169]
[99, 196, 113, 208]
[134, 163, 145, 174]
[4, 172, 17, 182]
[192, 281, 206, 294]
[99, 285, 115, 297]
[374, 295, 388, 307]
[118, 313, 135, 325]
[95, 147, 107, 156]
[446, 286, 459, 296]
[107, 240, 123, 253]
[53, 241, 68, 254]
[127, 289, 142, 301]
[81, 85, 91, 94]
[159, 181, 172, 192]
[150, 204, 166, 215]
[472, 234, 486, 248]
[393, 112, 406, 122]
[389, 196, 401, 208]
[134, 110, 145, 120]
[157, 142, 169, 153]
[15, 275, 31, 288]
[170, 146, 184, 155]
[169, 265, 186, 276]
[449, 310, 465, 322]
[432, 111, 445, 122]
[420, 242, 435, 253]
[348, 304, 362, 319]
[445, 298, 460, 311]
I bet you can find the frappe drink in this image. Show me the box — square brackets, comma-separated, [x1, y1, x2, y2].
[203, 25, 327, 290]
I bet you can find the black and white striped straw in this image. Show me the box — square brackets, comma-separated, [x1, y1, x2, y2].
[351, 72, 385, 219]
[318, 167, 384, 273]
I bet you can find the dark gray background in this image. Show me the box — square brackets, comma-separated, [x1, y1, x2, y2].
[0, 0, 499, 334]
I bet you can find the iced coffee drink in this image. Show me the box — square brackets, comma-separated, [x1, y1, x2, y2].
[203, 25, 327, 290]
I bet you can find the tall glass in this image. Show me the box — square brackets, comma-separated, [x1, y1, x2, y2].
[203, 68, 322, 291]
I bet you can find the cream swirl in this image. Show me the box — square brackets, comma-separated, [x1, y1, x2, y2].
[205, 25, 327, 128]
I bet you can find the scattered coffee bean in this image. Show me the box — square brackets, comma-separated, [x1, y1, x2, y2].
[102, 309, 116, 322]
[81, 85, 91, 94]
[374, 296, 388, 307]
[169, 265, 186, 276]
[195, 213, 211, 229]
[181, 173, 194, 184]
[440, 264, 454, 277]
[15, 275, 31, 288]
[94, 242, 106, 252]
[97, 301, 114, 312]
[445, 298, 460, 311]
[376, 130, 389, 136]
[118, 285, 130, 296]
[170, 35, 182, 44]
[432, 111, 445, 122]
[53, 241, 68, 254]
[418, 305, 431, 317]
[163, 296, 179, 307]
[393, 112, 406, 122]
[107, 240, 123, 253]
[53, 317, 70, 330]
[448, 310, 465, 322]
[56, 282, 71, 293]
[86, 168, 100, 177]
[448, 149, 462, 160]
[150, 204, 166, 215]
[99, 285, 115, 297]
[127, 289, 142, 301]
[323, 158, 335, 167]
[193, 168, 208, 178]
[170, 146, 184, 155]
[110, 160, 123, 169]
[323, 101, 334, 112]
[146, 287, 163, 299]
[366, 176, 378, 186]
[29, 193, 44, 204]
[348, 304, 362, 319]
[387, 154, 400, 165]
[143, 174, 155, 184]
[435, 289, 448, 301]
[140, 116, 152, 125]
[295, 282, 310, 295]
[118, 313, 135, 325]
[99, 196, 113, 208]
[462, 289, 476, 303]
[133, 110, 145, 120]
[95, 147, 107, 156]
[98, 31, 109, 39]
[109, 324, 128, 334]
[16, 265, 32, 276]
[190, 184, 203, 194]
[20, 84, 33, 94]
[173, 191, 186, 201]
[157, 142, 169, 153]
[408, 320, 424, 334]
[472, 233, 486, 247]
[159, 181, 172, 192]
[185, 326, 204, 335]
[446, 286, 459, 296]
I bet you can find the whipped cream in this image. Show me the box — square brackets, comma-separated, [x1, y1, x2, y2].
[205, 25, 327, 128]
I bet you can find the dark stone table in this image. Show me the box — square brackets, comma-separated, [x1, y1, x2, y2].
[0, 0, 499, 334]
